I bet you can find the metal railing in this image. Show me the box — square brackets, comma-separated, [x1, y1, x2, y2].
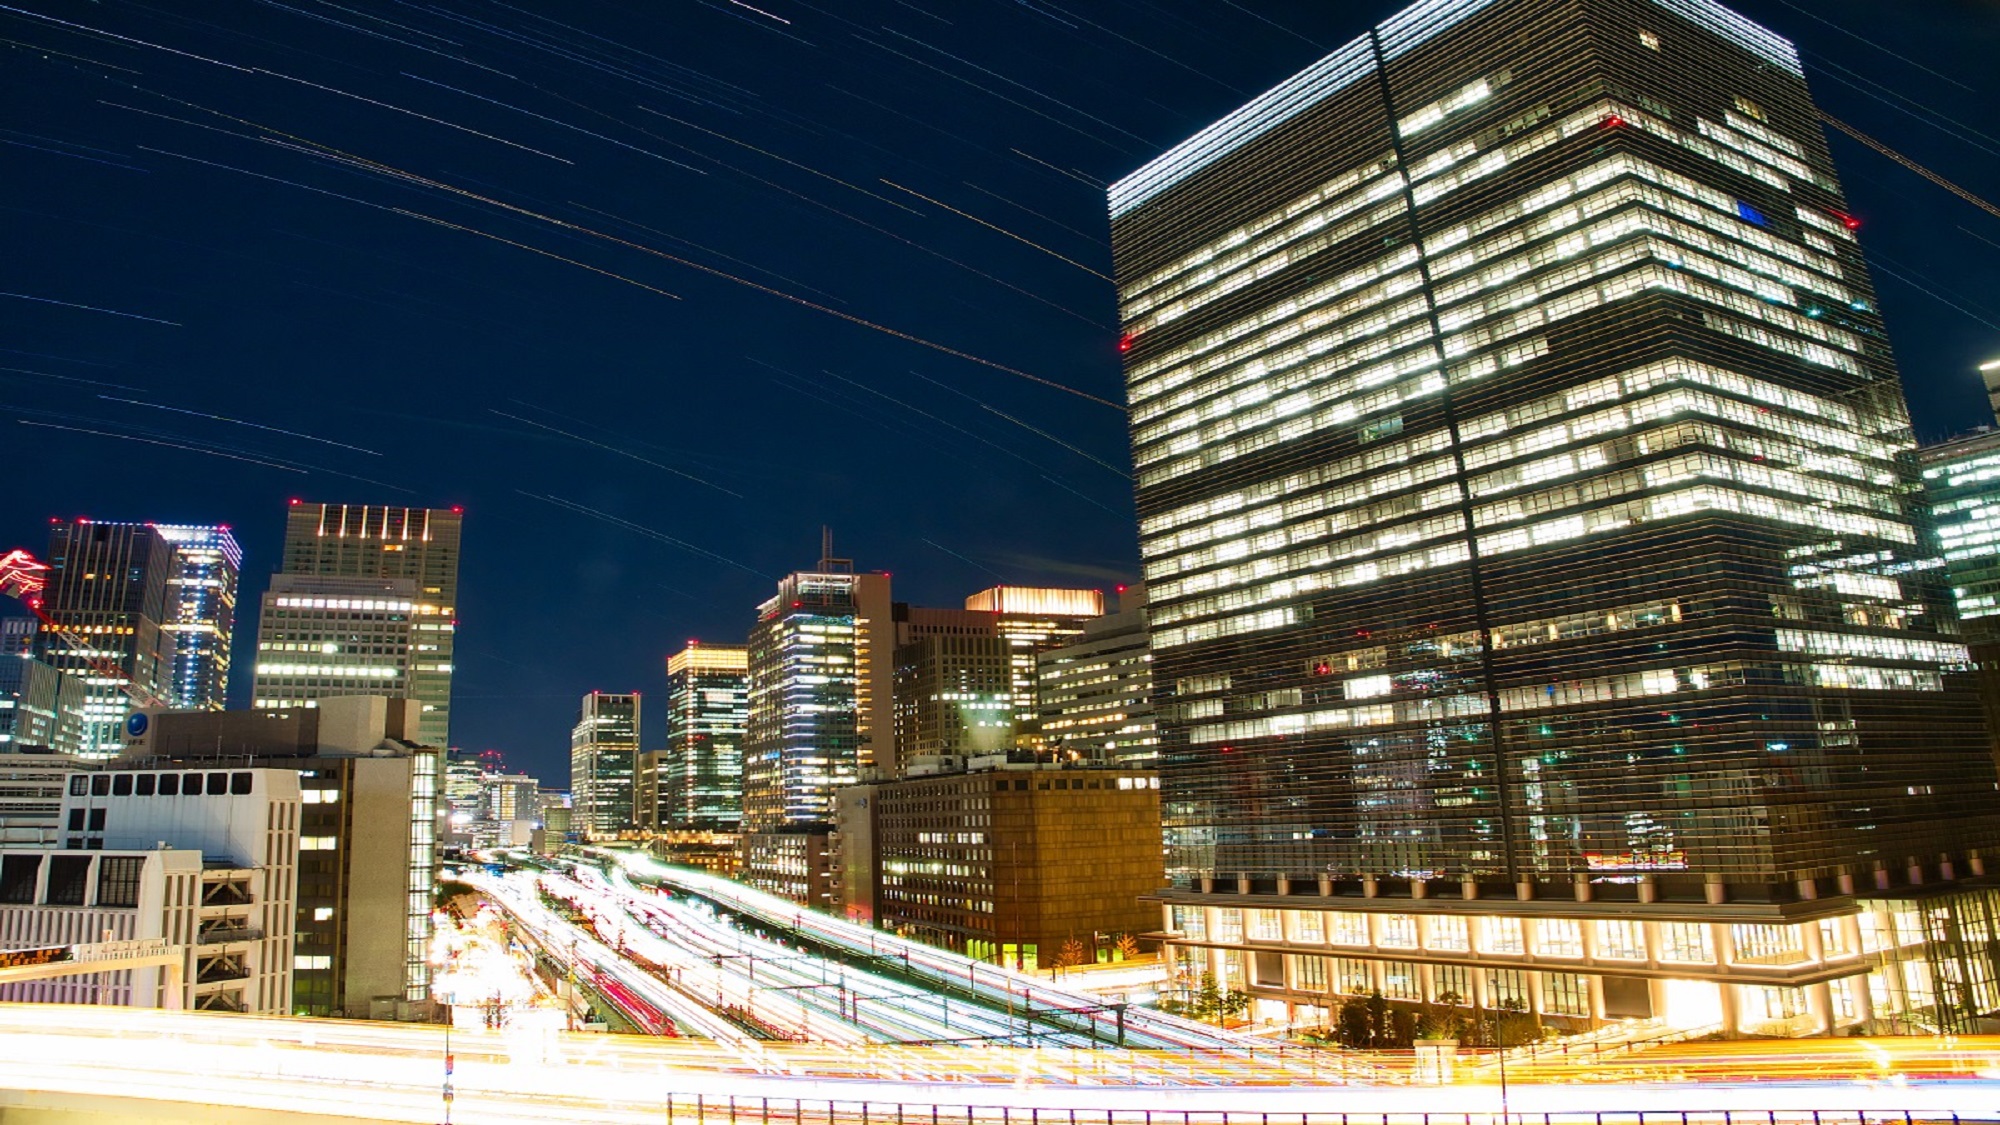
[652, 1098, 1966, 1125]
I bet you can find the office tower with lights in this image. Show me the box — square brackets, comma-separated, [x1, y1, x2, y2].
[1114, 0, 2000, 1036]
[662, 642, 748, 831]
[32, 520, 177, 756]
[571, 691, 639, 838]
[1036, 586, 1159, 766]
[154, 525, 241, 711]
[893, 630, 1016, 764]
[252, 576, 418, 714]
[962, 587, 1104, 751]
[260, 503, 462, 748]
[0, 655, 84, 759]
[1919, 428, 2000, 760]
[741, 549, 890, 905]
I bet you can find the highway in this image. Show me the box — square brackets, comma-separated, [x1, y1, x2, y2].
[0, 1004, 1991, 1124]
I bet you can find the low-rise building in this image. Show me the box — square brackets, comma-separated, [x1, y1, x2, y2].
[836, 760, 1162, 970]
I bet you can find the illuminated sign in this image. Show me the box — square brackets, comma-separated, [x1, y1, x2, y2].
[0, 946, 70, 970]
[1584, 850, 1689, 872]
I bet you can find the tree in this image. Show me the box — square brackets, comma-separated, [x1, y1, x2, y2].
[1218, 984, 1251, 1025]
[1055, 936, 1087, 973]
[1336, 995, 1375, 1047]
[1112, 932, 1141, 961]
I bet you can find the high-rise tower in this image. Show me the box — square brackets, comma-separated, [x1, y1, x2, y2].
[155, 524, 242, 711]
[1114, 0, 2000, 1035]
[570, 690, 639, 838]
[33, 519, 176, 756]
[253, 502, 461, 748]
[661, 641, 748, 832]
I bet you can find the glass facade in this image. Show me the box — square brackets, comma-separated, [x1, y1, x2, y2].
[154, 524, 241, 712]
[662, 642, 748, 831]
[33, 520, 177, 756]
[1111, 0, 2000, 899]
[570, 691, 639, 838]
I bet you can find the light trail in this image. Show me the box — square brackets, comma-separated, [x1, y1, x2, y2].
[0, 290, 179, 325]
[881, 180, 1112, 279]
[635, 105, 918, 214]
[401, 72, 710, 173]
[519, 493, 770, 578]
[15, 420, 305, 471]
[98, 395, 383, 456]
[490, 409, 745, 498]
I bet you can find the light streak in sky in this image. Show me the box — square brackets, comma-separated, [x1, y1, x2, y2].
[725, 0, 792, 25]
[254, 0, 520, 79]
[921, 538, 1007, 583]
[490, 409, 745, 498]
[0, 291, 179, 326]
[96, 395, 384, 456]
[400, 73, 710, 173]
[962, 181, 1108, 248]
[520, 493, 769, 578]
[567, 201, 850, 304]
[878, 28, 1156, 149]
[0, 137, 147, 172]
[1008, 147, 1103, 189]
[881, 180, 1111, 280]
[635, 105, 918, 214]
[16, 420, 305, 471]
[0, 366, 139, 391]
[0, 34, 141, 73]
[978, 404, 1131, 479]
[860, 35, 1138, 155]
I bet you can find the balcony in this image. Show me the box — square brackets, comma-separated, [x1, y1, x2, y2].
[196, 924, 263, 946]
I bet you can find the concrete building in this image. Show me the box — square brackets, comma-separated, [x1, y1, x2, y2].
[1111, 0, 2000, 1036]
[571, 691, 639, 839]
[893, 631, 1015, 763]
[0, 764, 298, 1013]
[835, 760, 1163, 970]
[1036, 586, 1158, 766]
[261, 502, 462, 749]
[121, 695, 438, 1019]
[252, 575, 417, 716]
[661, 642, 748, 831]
[742, 544, 890, 904]
[32, 520, 177, 756]
[0, 617, 34, 658]
[0, 748, 78, 845]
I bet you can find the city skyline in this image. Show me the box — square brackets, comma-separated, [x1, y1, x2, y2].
[2, 0, 1993, 785]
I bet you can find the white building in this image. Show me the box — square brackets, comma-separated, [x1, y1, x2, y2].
[0, 765, 299, 1013]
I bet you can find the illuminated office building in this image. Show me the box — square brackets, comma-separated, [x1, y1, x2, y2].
[1036, 586, 1158, 766]
[1920, 428, 2000, 758]
[661, 642, 748, 831]
[251, 576, 417, 713]
[1114, 0, 2000, 1035]
[892, 630, 1015, 764]
[963, 587, 1103, 751]
[263, 503, 462, 749]
[32, 520, 176, 757]
[571, 691, 639, 839]
[154, 525, 241, 711]
[741, 549, 890, 904]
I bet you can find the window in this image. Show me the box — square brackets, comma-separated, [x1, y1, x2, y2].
[1639, 29, 1661, 50]
[86, 809, 104, 831]
[231, 772, 253, 795]
[1597, 920, 1644, 960]
[1288, 909, 1324, 943]
[0, 855, 40, 904]
[111, 775, 132, 797]
[1380, 914, 1418, 948]
[89, 776, 108, 797]
[1328, 912, 1368, 945]
[1172, 905, 1206, 940]
[206, 773, 228, 796]
[1544, 972, 1591, 1016]
[183, 773, 202, 795]
[1481, 917, 1524, 954]
[1487, 968, 1529, 1009]
[1248, 909, 1282, 941]
[1426, 915, 1469, 951]
[95, 856, 143, 907]
[1382, 961, 1421, 1000]
[1214, 909, 1245, 943]
[294, 955, 332, 971]
[1330, 957, 1372, 995]
[299, 836, 338, 851]
[1818, 917, 1849, 956]
[135, 775, 155, 797]
[312, 906, 334, 922]
[46, 855, 90, 905]
[1660, 922, 1713, 963]
[1732, 923, 1806, 965]
[66, 809, 83, 831]
[1538, 918, 1583, 957]
[1291, 954, 1328, 991]
[158, 774, 178, 797]
[67, 776, 86, 797]
[1433, 964, 1473, 1004]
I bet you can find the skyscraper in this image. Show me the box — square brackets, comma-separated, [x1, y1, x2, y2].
[33, 519, 176, 756]
[1036, 586, 1158, 766]
[154, 524, 242, 711]
[1114, 0, 2000, 1035]
[741, 547, 890, 905]
[570, 691, 639, 838]
[258, 502, 462, 748]
[661, 641, 748, 831]
[251, 576, 417, 713]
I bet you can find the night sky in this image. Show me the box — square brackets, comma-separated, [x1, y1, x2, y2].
[4, 0, 1995, 784]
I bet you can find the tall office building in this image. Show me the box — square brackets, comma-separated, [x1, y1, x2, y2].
[154, 525, 241, 711]
[892, 631, 1015, 763]
[1919, 429, 2000, 758]
[570, 691, 639, 838]
[32, 520, 176, 756]
[1036, 586, 1159, 766]
[741, 548, 890, 905]
[1114, 0, 2000, 1036]
[258, 503, 462, 748]
[0, 655, 84, 758]
[661, 642, 748, 831]
[963, 587, 1104, 751]
[252, 576, 418, 712]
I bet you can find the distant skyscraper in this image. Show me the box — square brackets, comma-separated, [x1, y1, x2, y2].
[0, 618, 36, 658]
[0, 653, 84, 756]
[32, 519, 176, 756]
[1036, 586, 1157, 766]
[154, 525, 241, 711]
[570, 691, 639, 838]
[892, 630, 1014, 763]
[962, 587, 1103, 750]
[252, 575, 418, 714]
[263, 502, 462, 748]
[1113, 0, 2000, 1035]
[743, 548, 892, 830]
[662, 641, 748, 831]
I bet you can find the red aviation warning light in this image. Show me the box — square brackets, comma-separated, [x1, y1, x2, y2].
[1830, 209, 1862, 231]
[1118, 334, 1135, 353]
[1602, 113, 1627, 129]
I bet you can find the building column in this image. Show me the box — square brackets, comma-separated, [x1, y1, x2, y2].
[1806, 980, 1833, 1035]
[1718, 982, 1741, 1036]
[1587, 973, 1607, 1025]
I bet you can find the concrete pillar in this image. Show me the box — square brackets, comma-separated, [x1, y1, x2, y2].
[1587, 973, 1607, 1025]
[1718, 982, 1741, 1036]
[1237, 873, 1253, 895]
[1362, 875, 1379, 898]
[1318, 874, 1333, 896]
[1573, 875, 1592, 903]
[1704, 875, 1726, 905]
[1276, 874, 1292, 896]
[1806, 981, 1833, 1035]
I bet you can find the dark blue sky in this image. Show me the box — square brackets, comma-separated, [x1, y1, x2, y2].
[3, 0, 1995, 783]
